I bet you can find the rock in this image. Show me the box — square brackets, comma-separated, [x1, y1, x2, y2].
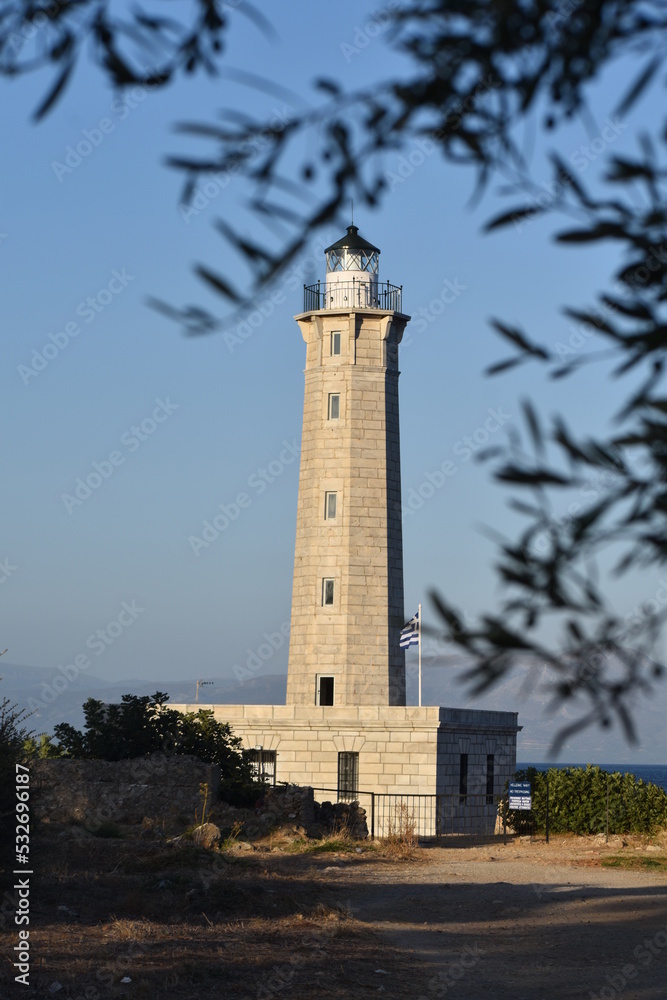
[231, 840, 254, 852]
[192, 822, 221, 849]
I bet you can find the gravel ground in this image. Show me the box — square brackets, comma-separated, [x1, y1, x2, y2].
[316, 837, 667, 1000]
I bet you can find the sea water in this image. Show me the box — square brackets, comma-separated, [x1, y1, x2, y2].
[518, 762, 667, 793]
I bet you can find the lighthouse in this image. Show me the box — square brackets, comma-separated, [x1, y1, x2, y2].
[285, 225, 409, 708]
[172, 223, 521, 831]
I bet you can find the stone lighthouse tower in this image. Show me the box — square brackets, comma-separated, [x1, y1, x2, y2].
[173, 223, 521, 826]
[285, 225, 410, 708]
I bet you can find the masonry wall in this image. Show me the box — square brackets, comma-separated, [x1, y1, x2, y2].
[174, 704, 520, 811]
[31, 754, 220, 826]
[286, 307, 409, 708]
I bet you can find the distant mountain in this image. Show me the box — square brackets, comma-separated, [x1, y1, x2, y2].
[1, 662, 287, 735]
[4, 652, 663, 764]
[410, 651, 667, 763]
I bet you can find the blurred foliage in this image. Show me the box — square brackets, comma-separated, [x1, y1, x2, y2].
[503, 765, 667, 834]
[4, 1, 667, 746]
[0, 0, 271, 119]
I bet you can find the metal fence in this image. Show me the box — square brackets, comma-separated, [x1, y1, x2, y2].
[311, 787, 506, 843]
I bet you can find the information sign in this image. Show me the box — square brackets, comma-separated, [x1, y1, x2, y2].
[509, 781, 532, 810]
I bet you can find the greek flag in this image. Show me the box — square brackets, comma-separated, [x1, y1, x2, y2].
[400, 609, 420, 649]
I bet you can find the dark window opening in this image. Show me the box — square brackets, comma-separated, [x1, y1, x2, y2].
[486, 754, 495, 805]
[338, 752, 359, 802]
[318, 676, 334, 706]
[459, 753, 468, 804]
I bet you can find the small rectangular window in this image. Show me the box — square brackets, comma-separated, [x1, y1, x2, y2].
[318, 676, 334, 706]
[324, 491, 337, 520]
[486, 754, 495, 805]
[322, 578, 335, 605]
[331, 330, 341, 356]
[328, 393, 340, 420]
[338, 752, 359, 802]
[459, 753, 468, 804]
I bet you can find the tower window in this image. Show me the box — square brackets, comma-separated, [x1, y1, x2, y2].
[459, 753, 468, 804]
[486, 754, 495, 805]
[317, 675, 334, 706]
[328, 393, 340, 420]
[322, 578, 335, 605]
[324, 491, 337, 520]
[330, 330, 341, 356]
[338, 752, 359, 802]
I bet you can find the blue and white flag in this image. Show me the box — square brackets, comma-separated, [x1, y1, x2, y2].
[400, 608, 420, 649]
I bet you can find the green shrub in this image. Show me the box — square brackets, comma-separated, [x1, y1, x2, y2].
[51, 693, 257, 790]
[502, 766, 667, 835]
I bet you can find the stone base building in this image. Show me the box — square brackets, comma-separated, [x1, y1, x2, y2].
[169, 703, 520, 835]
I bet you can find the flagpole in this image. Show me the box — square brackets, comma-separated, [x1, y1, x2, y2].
[418, 602, 422, 708]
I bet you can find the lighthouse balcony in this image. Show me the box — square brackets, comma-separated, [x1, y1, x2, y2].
[304, 279, 402, 313]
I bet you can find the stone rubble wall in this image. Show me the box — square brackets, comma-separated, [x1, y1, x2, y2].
[313, 798, 368, 839]
[30, 755, 220, 826]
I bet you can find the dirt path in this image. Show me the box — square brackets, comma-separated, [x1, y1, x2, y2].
[5, 829, 667, 999]
[314, 843, 667, 999]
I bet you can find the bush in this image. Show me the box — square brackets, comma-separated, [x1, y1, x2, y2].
[51, 692, 257, 789]
[502, 766, 667, 836]
[0, 697, 32, 825]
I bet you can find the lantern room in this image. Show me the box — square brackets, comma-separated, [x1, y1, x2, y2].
[303, 224, 402, 312]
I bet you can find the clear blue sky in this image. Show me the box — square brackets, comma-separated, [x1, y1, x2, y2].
[3, 1, 664, 761]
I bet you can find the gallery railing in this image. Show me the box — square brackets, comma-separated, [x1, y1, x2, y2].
[303, 280, 402, 312]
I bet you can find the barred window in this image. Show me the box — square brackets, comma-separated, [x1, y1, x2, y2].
[338, 752, 359, 802]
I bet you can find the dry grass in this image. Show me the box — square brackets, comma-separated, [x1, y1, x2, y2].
[0, 820, 412, 999]
[382, 802, 418, 859]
